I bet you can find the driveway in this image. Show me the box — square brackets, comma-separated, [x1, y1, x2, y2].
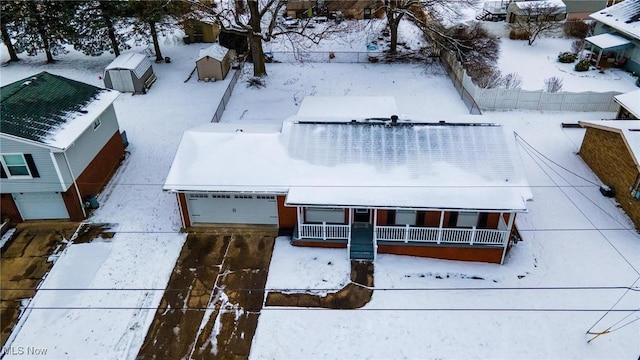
[0, 222, 87, 347]
[137, 226, 277, 359]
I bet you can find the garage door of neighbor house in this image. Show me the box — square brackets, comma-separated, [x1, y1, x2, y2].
[13, 192, 69, 220]
[109, 69, 134, 92]
[187, 193, 278, 225]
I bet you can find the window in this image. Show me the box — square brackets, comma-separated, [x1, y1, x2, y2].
[395, 210, 416, 225]
[457, 212, 479, 228]
[189, 194, 208, 199]
[234, 194, 253, 199]
[211, 194, 230, 199]
[93, 117, 101, 130]
[1, 154, 36, 178]
[631, 176, 640, 200]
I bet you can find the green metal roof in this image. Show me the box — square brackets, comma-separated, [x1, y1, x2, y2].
[0, 71, 105, 144]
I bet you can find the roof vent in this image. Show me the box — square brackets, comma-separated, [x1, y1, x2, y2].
[391, 115, 398, 124]
[439, 120, 446, 124]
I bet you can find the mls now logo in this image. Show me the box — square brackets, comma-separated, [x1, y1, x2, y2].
[1, 346, 48, 356]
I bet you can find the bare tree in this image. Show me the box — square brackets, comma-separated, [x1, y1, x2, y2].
[381, 0, 478, 54]
[195, 0, 346, 76]
[544, 76, 563, 92]
[509, 2, 565, 45]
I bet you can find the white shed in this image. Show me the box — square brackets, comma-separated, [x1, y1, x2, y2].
[104, 53, 156, 94]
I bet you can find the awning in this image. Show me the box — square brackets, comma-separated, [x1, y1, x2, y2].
[585, 33, 631, 50]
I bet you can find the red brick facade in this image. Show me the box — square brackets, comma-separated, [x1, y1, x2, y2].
[580, 127, 640, 228]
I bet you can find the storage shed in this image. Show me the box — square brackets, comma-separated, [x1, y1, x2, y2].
[196, 44, 234, 81]
[104, 53, 156, 94]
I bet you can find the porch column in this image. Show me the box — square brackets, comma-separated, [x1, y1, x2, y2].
[373, 209, 378, 260]
[500, 212, 516, 264]
[437, 210, 444, 244]
[297, 206, 303, 238]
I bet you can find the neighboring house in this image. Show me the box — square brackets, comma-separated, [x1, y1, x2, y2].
[614, 89, 640, 119]
[589, 0, 640, 74]
[164, 97, 532, 264]
[196, 44, 235, 81]
[287, 0, 382, 20]
[562, 0, 606, 20]
[104, 53, 156, 94]
[507, 0, 567, 23]
[0, 72, 125, 222]
[579, 120, 640, 229]
[182, 19, 220, 44]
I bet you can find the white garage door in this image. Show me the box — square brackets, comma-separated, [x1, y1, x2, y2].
[187, 193, 278, 225]
[109, 69, 134, 92]
[13, 192, 69, 220]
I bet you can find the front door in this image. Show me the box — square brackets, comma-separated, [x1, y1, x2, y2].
[354, 208, 370, 223]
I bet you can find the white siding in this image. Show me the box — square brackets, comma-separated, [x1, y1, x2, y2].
[0, 137, 65, 193]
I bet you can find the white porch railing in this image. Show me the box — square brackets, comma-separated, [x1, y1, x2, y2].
[298, 222, 350, 240]
[375, 225, 509, 246]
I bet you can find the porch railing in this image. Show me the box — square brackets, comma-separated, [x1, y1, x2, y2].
[298, 222, 350, 240]
[375, 225, 509, 246]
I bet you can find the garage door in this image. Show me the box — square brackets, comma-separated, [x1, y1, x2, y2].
[187, 193, 278, 225]
[13, 192, 69, 220]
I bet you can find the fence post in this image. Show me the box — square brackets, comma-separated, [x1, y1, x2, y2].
[322, 221, 327, 241]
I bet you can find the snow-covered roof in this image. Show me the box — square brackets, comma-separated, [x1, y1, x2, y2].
[513, 0, 566, 11]
[580, 120, 640, 169]
[164, 119, 532, 211]
[197, 43, 229, 62]
[0, 72, 120, 150]
[590, 0, 640, 40]
[585, 33, 631, 49]
[291, 96, 399, 121]
[614, 90, 640, 118]
[105, 53, 152, 79]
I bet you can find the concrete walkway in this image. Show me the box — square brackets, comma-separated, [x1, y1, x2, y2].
[265, 261, 374, 309]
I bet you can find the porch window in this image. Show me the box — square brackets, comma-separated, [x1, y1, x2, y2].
[457, 212, 479, 228]
[395, 210, 416, 225]
[305, 207, 344, 223]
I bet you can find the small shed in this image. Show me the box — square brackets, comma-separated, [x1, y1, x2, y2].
[196, 44, 234, 81]
[104, 53, 156, 94]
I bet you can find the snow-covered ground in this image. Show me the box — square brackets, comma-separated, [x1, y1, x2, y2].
[1, 15, 639, 359]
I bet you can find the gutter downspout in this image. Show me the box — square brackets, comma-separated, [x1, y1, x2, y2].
[63, 151, 86, 219]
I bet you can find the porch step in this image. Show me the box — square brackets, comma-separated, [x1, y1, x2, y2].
[350, 250, 374, 260]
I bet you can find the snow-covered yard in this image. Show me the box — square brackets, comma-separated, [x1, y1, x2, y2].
[1, 16, 639, 359]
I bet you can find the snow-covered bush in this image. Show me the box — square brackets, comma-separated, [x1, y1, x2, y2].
[558, 52, 577, 63]
[574, 59, 590, 72]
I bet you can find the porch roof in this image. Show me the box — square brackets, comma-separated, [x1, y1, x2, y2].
[585, 33, 631, 50]
[614, 90, 640, 118]
[164, 117, 532, 212]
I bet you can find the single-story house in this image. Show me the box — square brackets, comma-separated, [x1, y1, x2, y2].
[196, 44, 235, 81]
[182, 18, 220, 44]
[164, 97, 532, 264]
[507, 0, 567, 23]
[589, 0, 640, 74]
[1, 72, 125, 222]
[579, 120, 640, 228]
[614, 89, 640, 119]
[104, 53, 156, 94]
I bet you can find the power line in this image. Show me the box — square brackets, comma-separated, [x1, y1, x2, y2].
[0, 306, 636, 313]
[2, 286, 638, 292]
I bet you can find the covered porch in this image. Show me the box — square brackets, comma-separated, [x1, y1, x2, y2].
[585, 33, 633, 69]
[292, 207, 516, 263]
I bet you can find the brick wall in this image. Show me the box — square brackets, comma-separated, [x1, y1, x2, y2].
[579, 127, 640, 228]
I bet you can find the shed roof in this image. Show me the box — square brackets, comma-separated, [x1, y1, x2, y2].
[585, 33, 632, 49]
[614, 90, 640, 118]
[105, 53, 152, 79]
[164, 118, 532, 211]
[197, 43, 229, 62]
[0, 72, 120, 150]
[590, 0, 640, 40]
[580, 120, 640, 169]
